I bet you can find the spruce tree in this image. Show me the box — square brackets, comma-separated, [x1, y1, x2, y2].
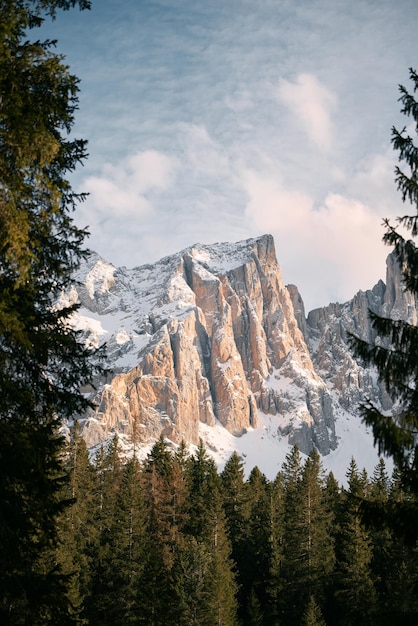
[139, 439, 190, 624]
[220, 451, 249, 556]
[280, 449, 335, 625]
[99, 457, 147, 626]
[302, 595, 326, 626]
[206, 492, 240, 626]
[0, 1, 99, 623]
[245, 467, 284, 626]
[182, 443, 239, 625]
[300, 451, 335, 602]
[185, 439, 220, 539]
[86, 437, 124, 624]
[368, 458, 392, 606]
[278, 446, 303, 622]
[220, 452, 250, 620]
[333, 461, 377, 625]
[377, 468, 418, 624]
[57, 422, 99, 622]
[350, 68, 418, 497]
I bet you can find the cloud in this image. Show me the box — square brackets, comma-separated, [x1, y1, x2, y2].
[349, 150, 401, 218]
[76, 133, 251, 269]
[242, 169, 389, 310]
[76, 150, 179, 265]
[178, 123, 232, 180]
[277, 73, 337, 152]
[82, 150, 178, 219]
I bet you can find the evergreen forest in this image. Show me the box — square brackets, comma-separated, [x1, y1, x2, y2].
[2, 2, 418, 624]
[55, 431, 418, 625]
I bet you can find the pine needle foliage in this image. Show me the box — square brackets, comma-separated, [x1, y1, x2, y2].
[46, 437, 418, 625]
[0, 2, 100, 622]
[350, 68, 418, 495]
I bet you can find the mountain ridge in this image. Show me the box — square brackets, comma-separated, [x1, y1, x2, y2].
[68, 234, 412, 480]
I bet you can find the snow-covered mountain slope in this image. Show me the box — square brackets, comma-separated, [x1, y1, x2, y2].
[69, 234, 410, 483]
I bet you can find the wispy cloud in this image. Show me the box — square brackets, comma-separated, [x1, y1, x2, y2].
[83, 151, 178, 218]
[277, 73, 337, 152]
[242, 168, 390, 308]
[49, 0, 418, 310]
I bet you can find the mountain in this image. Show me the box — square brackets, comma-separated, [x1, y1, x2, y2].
[67, 234, 415, 481]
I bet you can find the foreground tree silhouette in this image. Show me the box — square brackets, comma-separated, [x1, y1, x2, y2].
[349, 68, 418, 624]
[0, 1, 99, 623]
[351, 68, 418, 501]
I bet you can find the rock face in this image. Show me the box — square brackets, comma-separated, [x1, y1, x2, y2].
[71, 234, 417, 458]
[72, 235, 335, 454]
[305, 253, 418, 417]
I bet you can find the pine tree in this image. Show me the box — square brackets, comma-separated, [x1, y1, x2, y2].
[302, 595, 326, 626]
[280, 449, 335, 625]
[139, 438, 191, 624]
[349, 68, 418, 498]
[86, 437, 124, 624]
[57, 422, 99, 623]
[333, 461, 377, 625]
[100, 457, 147, 625]
[220, 452, 251, 620]
[181, 443, 239, 625]
[245, 467, 285, 626]
[0, 2, 99, 622]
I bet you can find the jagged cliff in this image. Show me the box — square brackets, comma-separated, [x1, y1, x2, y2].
[304, 251, 418, 416]
[69, 234, 417, 460]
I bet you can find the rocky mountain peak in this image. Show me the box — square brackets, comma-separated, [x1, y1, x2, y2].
[71, 236, 417, 474]
[73, 235, 336, 455]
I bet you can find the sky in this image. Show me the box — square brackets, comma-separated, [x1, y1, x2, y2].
[41, 0, 418, 311]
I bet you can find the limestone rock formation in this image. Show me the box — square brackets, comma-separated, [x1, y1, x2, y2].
[73, 235, 337, 455]
[71, 234, 417, 461]
[305, 252, 418, 416]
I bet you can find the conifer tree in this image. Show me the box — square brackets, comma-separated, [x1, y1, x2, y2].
[368, 458, 392, 605]
[323, 471, 342, 535]
[301, 451, 335, 599]
[350, 68, 418, 497]
[140, 439, 195, 624]
[220, 452, 250, 619]
[185, 439, 220, 539]
[86, 437, 125, 624]
[246, 587, 264, 626]
[280, 449, 335, 625]
[171, 536, 215, 625]
[206, 492, 240, 626]
[220, 451, 249, 555]
[57, 422, 99, 622]
[302, 595, 326, 626]
[91, 457, 147, 626]
[181, 443, 239, 625]
[333, 461, 377, 625]
[265, 471, 287, 626]
[377, 468, 418, 624]
[279, 444, 303, 622]
[0, 1, 99, 622]
[139, 439, 178, 624]
[244, 467, 285, 626]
